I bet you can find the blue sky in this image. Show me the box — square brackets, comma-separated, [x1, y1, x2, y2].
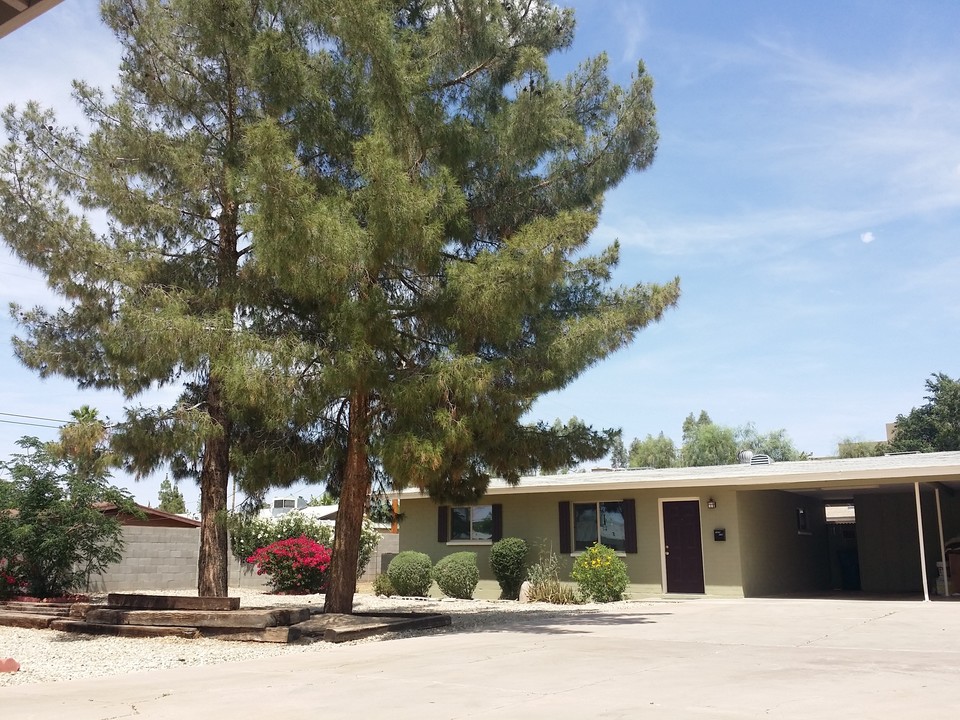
[2, 1, 959, 510]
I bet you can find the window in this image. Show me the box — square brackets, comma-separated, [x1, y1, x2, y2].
[274, 499, 295, 509]
[796, 507, 811, 535]
[573, 501, 626, 552]
[559, 499, 637, 554]
[437, 504, 502, 543]
[451, 505, 493, 541]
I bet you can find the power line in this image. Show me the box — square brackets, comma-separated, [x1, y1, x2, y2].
[0, 411, 72, 424]
[0, 418, 62, 429]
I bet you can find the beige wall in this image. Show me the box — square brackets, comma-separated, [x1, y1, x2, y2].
[399, 487, 745, 598]
[937, 491, 960, 543]
[736, 490, 830, 596]
[854, 491, 944, 594]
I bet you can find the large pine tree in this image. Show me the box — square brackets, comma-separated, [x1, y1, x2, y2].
[1, 0, 679, 607]
[0, 0, 339, 596]
[244, 0, 679, 611]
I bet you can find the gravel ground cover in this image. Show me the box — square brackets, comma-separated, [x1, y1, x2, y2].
[0, 589, 639, 687]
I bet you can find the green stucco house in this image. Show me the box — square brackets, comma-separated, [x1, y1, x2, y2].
[398, 452, 960, 600]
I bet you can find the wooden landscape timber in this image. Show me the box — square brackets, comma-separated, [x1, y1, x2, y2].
[0, 596, 452, 643]
[106, 594, 241, 611]
[49, 619, 201, 639]
[84, 607, 311, 629]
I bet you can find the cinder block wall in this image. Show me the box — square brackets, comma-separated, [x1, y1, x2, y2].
[364, 530, 399, 580]
[87, 526, 201, 592]
[87, 526, 397, 593]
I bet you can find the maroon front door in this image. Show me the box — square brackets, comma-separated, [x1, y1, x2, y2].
[662, 500, 705, 593]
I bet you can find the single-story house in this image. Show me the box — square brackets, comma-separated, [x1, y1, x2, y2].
[398, 451, 960, 599]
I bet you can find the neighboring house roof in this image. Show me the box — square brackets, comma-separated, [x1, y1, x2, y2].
[294, 504, 339, 520]
[3, 502, 200, 527]
[824, 504, 856, 523]
[93, 502, 202, 528]
[0, 0, 64, 39]
[398, 451, 960, 500]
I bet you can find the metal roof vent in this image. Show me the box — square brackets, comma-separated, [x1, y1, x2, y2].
[750, 453, 773, 465]
[737, 450, 754, 464]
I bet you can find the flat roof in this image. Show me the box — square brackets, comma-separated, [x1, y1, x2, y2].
[398, 451, 960, 499]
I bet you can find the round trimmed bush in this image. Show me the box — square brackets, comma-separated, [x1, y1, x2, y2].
[570, 543, 629, 602]
[387, 551, 433, 597]
[433, 551, 479, 599]
[373, 573, 396, 597]
[490, 537, 528, 599]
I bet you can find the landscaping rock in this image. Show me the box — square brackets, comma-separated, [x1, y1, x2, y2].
[518, 581, 532, 603]
[0, 658, 20, 673]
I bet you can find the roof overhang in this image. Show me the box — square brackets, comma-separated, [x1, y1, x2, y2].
[94, 502, 202, 528]
[396, 452, 960, 500]
[0, 0, 63, 39]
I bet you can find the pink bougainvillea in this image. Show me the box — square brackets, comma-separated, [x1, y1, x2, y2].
[0, 558, 26, 600]
[247, 536, 332, 594]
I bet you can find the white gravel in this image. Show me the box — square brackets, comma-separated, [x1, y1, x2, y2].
[0, 589, 644, 687]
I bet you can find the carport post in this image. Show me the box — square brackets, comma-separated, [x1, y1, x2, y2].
[936, 487, 947, 597]
[915, 482, 930, 602]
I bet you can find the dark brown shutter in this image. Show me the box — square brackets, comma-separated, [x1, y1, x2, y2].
[491, 504, 503, 541]
[622, 498, 638, 554]
[558, 501, 571, 554]
[437, 505, 449, 543]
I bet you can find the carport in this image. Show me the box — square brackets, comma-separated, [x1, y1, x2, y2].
[754, 455, 960, 601]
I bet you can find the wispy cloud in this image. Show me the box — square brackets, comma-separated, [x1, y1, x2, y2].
[860, 231, 875, 244]
[597, 205, 887, 256]
[613, 2, 649, 66]
[606, 31, 960, 258]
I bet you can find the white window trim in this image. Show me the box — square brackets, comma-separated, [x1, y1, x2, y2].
[445, 540, 493, 547]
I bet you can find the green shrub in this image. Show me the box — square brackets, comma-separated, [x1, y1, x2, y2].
[387, 551, 433, 596]
[490, 537, 528, 599]
[571, 543, 629, 602]
[0, 435, 136, 598]
[526, 546, 579, 605]
[433, 552, 479, 599]
[373, 573, 396, 597]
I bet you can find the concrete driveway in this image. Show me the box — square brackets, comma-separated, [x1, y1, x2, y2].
[2, 597, 958, 719]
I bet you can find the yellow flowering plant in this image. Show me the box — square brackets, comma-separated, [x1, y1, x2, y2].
[571, 543, 629, 602]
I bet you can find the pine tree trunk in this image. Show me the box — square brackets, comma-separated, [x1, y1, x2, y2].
[324, 391, 370, 614]
[197, 376, 231, 597]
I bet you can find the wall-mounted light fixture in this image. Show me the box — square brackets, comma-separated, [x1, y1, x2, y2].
[706, 498, 717, 509]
